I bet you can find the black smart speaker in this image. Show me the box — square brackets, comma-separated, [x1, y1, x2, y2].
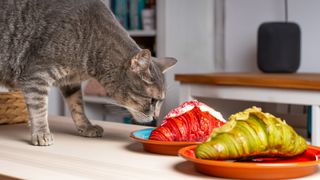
[257, 22, 301, 73]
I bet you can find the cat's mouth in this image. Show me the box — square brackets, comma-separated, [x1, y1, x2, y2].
[127, 109, 154, 123]
[106, 100, 155, 122]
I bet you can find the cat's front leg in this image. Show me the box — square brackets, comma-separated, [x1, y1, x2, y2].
[21, 85, 53, 146]
[60, 85, 103, 137]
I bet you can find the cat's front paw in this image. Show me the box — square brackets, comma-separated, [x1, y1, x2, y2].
[31, 132, 54, 146]
[78, 125, 104, 137]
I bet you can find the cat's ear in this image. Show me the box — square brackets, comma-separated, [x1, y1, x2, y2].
[130, 49, 151, 73]
[131, 49, 153, 84]
[153, 57, 177, 73]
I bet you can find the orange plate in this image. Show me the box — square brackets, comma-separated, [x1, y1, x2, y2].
[130, 128, 200, 155]
[178, 145, 320, 179]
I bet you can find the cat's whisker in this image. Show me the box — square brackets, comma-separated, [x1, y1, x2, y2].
[166, 83, 176, 92]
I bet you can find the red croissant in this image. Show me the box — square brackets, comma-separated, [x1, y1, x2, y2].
[149, 100, 226, 142]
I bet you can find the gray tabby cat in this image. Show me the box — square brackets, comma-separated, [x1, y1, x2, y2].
[0, 0, 177, 146]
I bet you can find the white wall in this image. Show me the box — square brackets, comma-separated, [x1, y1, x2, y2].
[157, 0, 215, 118]
[289, 0, 320, 72]
[224, 0, 284, 72]
[224, 0, 320, 73]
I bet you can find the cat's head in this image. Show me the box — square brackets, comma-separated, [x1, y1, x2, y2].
[113, 49, 177, 123]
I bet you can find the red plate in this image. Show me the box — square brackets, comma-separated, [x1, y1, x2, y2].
[130, 128, 200, 155]
[178, 145, 320, 179]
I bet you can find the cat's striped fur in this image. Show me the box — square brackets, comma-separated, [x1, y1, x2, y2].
[0, 0, 177, 146]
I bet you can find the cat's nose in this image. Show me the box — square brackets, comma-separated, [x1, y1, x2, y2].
[150, 118, 158, 127]
[152, 113, 160, 121]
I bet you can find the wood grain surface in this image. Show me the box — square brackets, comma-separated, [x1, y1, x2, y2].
[175, 73, 320, 90]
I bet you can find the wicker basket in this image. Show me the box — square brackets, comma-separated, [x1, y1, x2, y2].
[0, 91, 28, 125]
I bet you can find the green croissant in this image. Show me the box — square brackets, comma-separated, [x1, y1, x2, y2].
[195, 106, 307, 160]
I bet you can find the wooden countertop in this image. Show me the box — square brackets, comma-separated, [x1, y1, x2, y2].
[0, 116, 214, 180]
[0, 116, 319, 180]
[175, 73, 320, 90]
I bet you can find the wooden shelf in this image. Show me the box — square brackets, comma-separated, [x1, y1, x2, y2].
[175, 73, 320, 91]
[128, 30, 156, 37]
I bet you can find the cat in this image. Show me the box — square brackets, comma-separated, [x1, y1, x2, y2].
[0, 0, 177, 146]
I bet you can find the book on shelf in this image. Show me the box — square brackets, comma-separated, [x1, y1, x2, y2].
[110, 0, 156, 31]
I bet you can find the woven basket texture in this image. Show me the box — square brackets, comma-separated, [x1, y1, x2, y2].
[0, 91, 28, 125]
